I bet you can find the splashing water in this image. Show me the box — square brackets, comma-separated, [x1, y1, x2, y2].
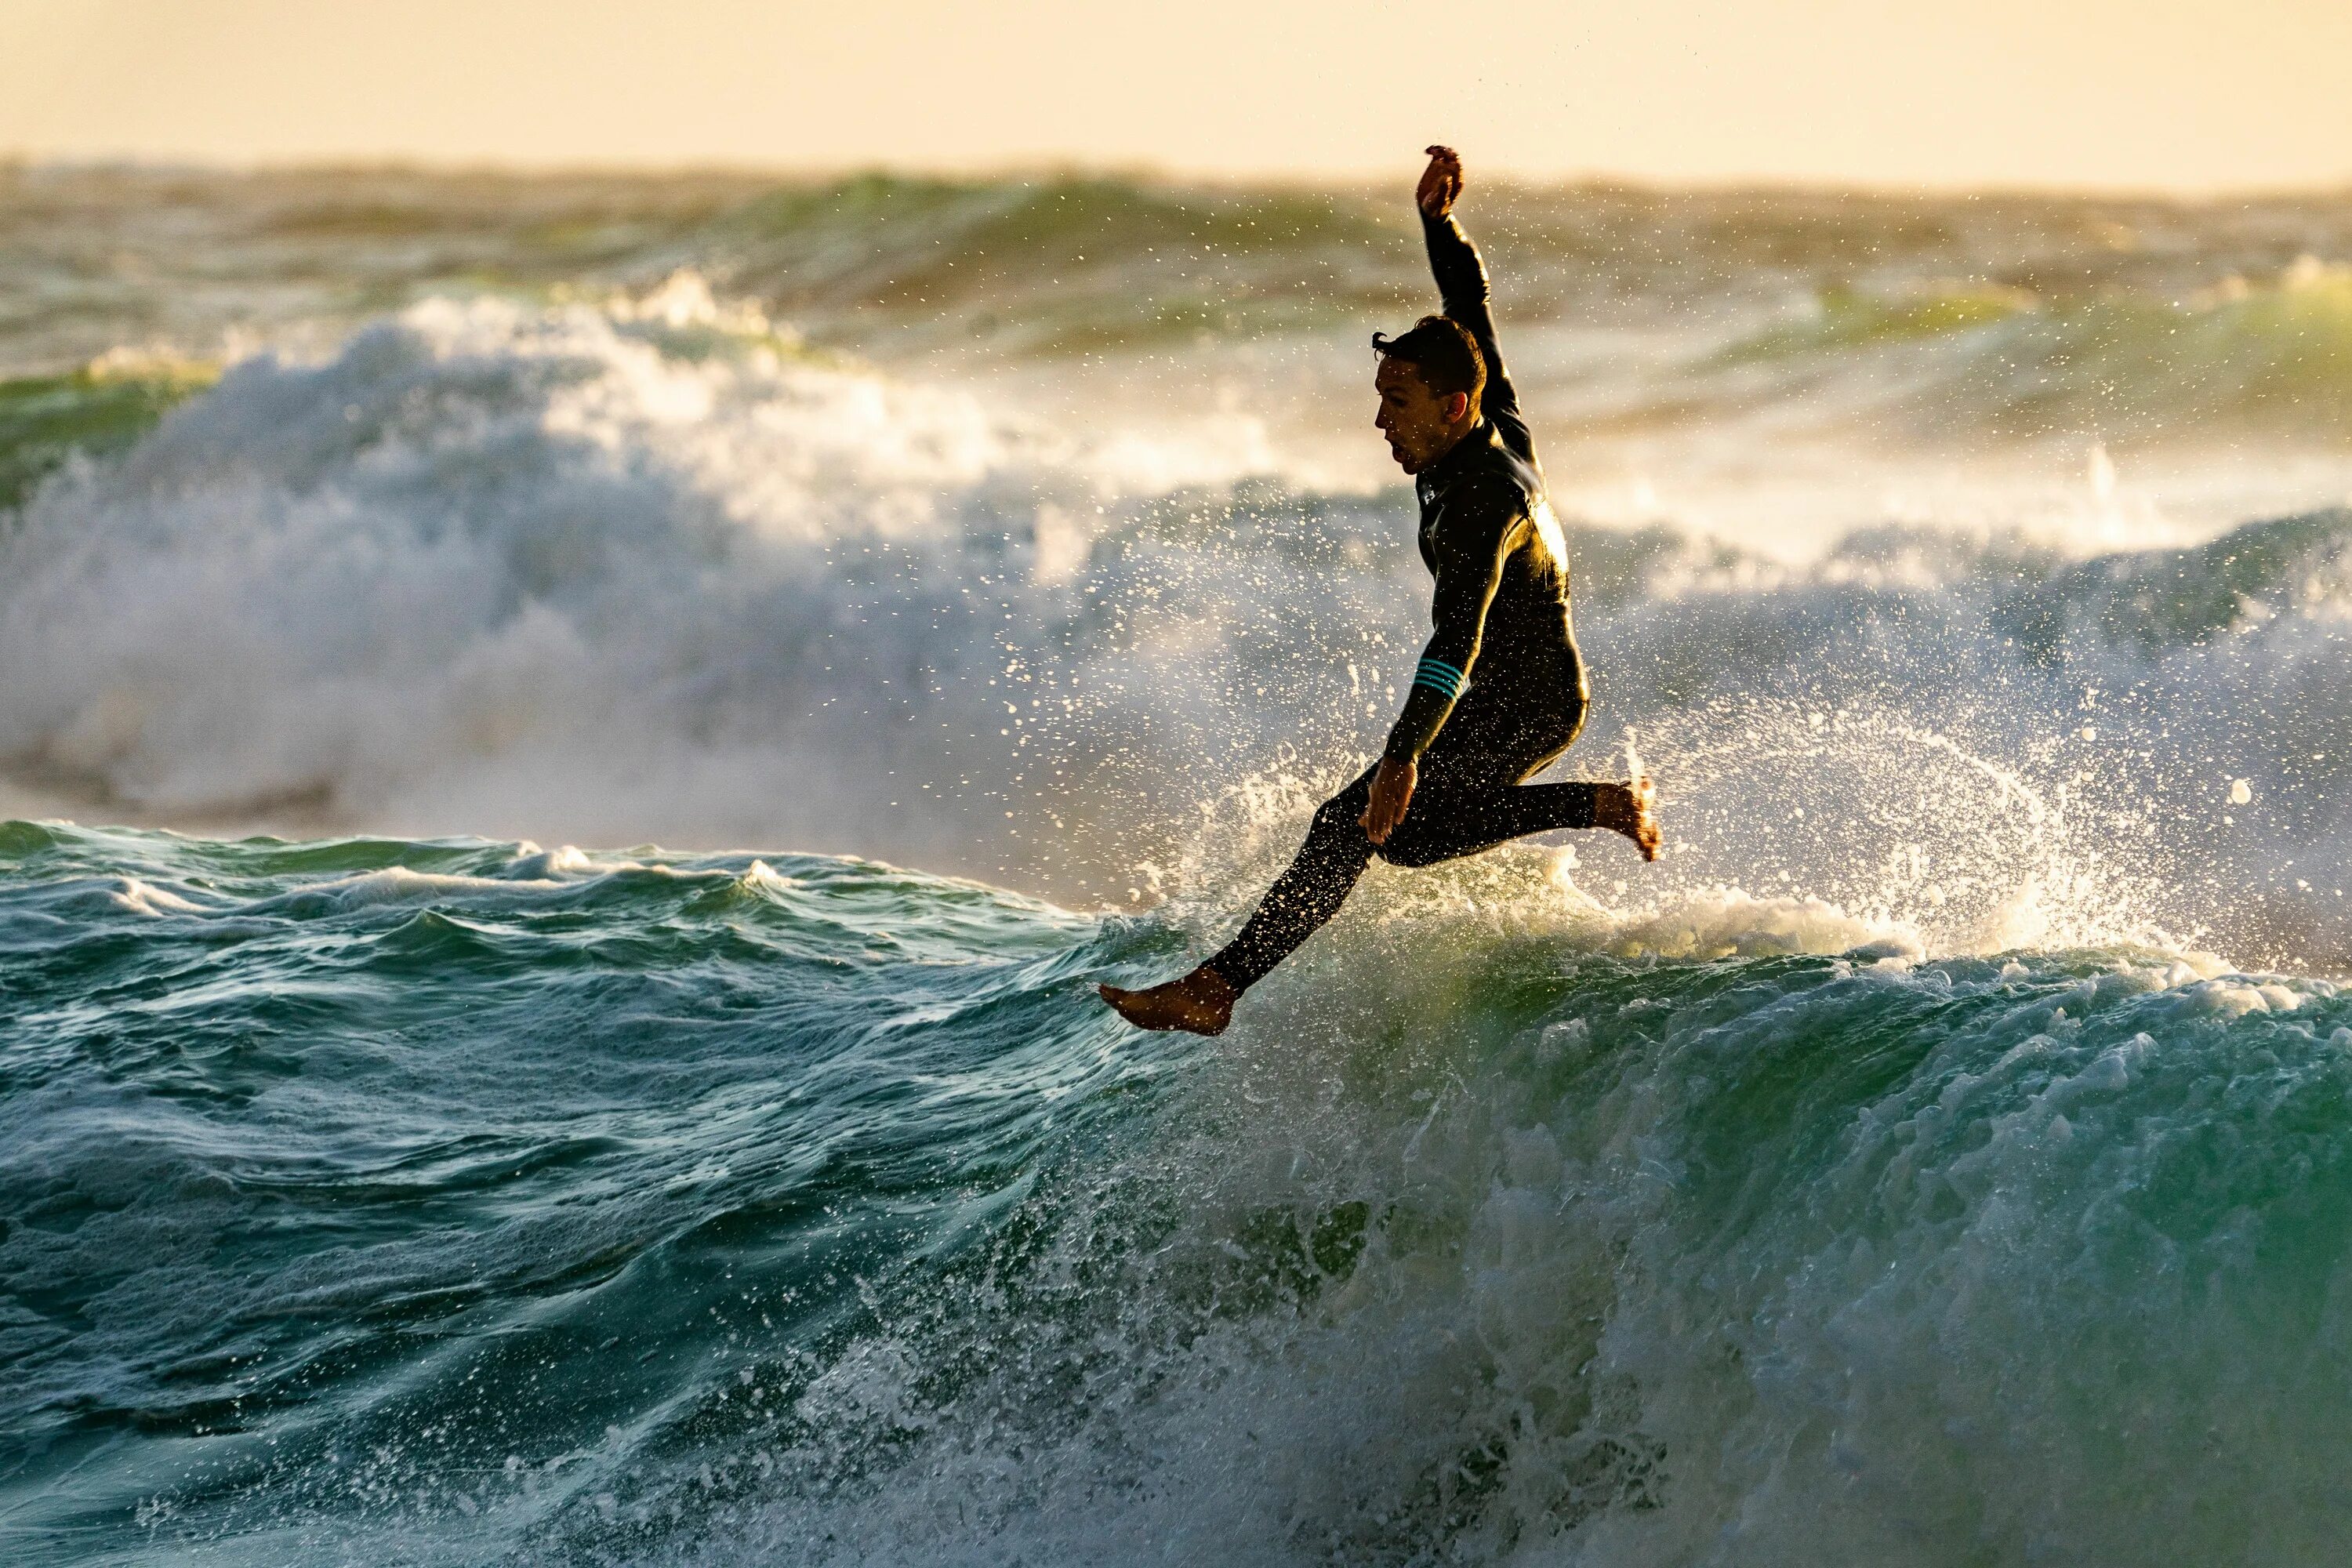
[5, 278, 2350, 954]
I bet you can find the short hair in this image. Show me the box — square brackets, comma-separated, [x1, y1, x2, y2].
[1373, 315, 1485, 410]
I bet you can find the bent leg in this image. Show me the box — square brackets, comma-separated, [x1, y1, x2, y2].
[1202, 768, 1379, 991]
[1377, 779, 1598, 868]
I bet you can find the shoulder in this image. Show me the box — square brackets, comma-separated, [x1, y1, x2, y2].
[1439, 455, 1536, 525]
[1486, 443, 1544, 503]
[1429, 471, 1531, 565]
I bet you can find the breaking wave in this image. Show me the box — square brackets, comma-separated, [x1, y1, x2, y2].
[3, 279, 2350, 959]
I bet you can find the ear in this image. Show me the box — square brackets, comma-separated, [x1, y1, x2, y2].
[1445, 390, 1471, 423]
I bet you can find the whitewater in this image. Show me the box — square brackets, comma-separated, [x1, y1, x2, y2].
[6, 165, 2352, 1564]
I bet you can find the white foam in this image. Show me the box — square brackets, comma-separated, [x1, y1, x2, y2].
[0, 286, 1296, 885]
[6, 281, 2352, 963]
[503, 843, 598, 879]
[1602, 885, 1918, 960]
[244, 866, 572, 913]
[105, 877, 212, 918]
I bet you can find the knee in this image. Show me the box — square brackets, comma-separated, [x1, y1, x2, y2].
[1376, 830, 1443, 869]
[1375, 806, 1450, 866]
[1311, 791, 1366, 840]
[1306, 794, 1377, 866]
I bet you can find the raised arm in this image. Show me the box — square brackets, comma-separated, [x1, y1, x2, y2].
[1382, 478, 1520, 764]
[1415, 147, 1531, 463]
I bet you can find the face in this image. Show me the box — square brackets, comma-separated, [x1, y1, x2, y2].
[1374, 357, 1468, 474]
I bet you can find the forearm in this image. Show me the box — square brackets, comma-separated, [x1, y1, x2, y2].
[1422, 212, 1491, 324]
[1383, 644, 1473, 762]
[1422, 212, 1523, 437]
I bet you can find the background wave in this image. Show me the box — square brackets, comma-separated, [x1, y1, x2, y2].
[15, 165, 2352, 444]
[2, 274, 2348, 960]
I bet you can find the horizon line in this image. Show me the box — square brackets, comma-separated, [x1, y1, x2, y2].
[7, 149, 2350, 206]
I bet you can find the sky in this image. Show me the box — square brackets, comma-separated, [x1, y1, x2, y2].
[4, 0, 2350, 191]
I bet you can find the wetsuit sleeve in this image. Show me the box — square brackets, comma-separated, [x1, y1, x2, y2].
[1384, 479, 1523, 764]
[1424, 212, 1533, 463]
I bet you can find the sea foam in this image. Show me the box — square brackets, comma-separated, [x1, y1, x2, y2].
[5, 274, 2352, 960]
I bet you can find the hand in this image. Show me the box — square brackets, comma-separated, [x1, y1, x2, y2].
[1416, 146, 1463, 220]
[1360, 755, 1417, 845]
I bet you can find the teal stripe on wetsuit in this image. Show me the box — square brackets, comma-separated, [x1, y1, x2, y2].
[1412, 657, 1468, 702]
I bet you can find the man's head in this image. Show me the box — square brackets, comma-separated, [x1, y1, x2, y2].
[1373, 315, 1484, 474]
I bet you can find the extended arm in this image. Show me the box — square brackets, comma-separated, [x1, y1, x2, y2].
[1416, 147, 1531, 462]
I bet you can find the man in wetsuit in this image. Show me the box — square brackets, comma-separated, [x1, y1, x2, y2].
[1101, 147, 1660, 1036]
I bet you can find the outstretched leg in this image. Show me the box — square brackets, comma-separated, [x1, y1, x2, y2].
[1196, 771, 1383, 989]
[1100, 769, 1661, 1033]
[1100, 768, 1379, 1033]
[1380, 776, 1658, 866]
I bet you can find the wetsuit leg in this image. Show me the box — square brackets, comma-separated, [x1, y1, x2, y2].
[1201, 764, 1381, 992]
[1373, 778, 1595, 866]
[1203, 683, 1589, 993]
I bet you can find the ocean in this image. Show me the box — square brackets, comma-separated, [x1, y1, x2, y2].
[5, 163, 2352, 1563]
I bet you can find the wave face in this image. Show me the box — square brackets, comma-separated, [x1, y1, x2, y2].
[4, 822, 2350, 1566]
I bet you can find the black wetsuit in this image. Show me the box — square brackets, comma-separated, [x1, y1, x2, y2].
[1203, 211, 1593, 993]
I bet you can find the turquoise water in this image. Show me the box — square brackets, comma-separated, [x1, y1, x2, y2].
[0, 823, 1172, 1563]
[7, 821, 2351, 1564]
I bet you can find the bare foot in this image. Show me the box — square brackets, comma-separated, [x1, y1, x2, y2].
[1098, 966, 1236, 1035]
[1594, 777, 1661, 861]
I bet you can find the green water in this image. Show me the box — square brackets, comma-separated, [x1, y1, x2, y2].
[5, 822, 2350, 1564]
[0, 365, 214, 514]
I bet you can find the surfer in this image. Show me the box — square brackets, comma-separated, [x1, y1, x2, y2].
[1101, 147, 1660, 1036]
